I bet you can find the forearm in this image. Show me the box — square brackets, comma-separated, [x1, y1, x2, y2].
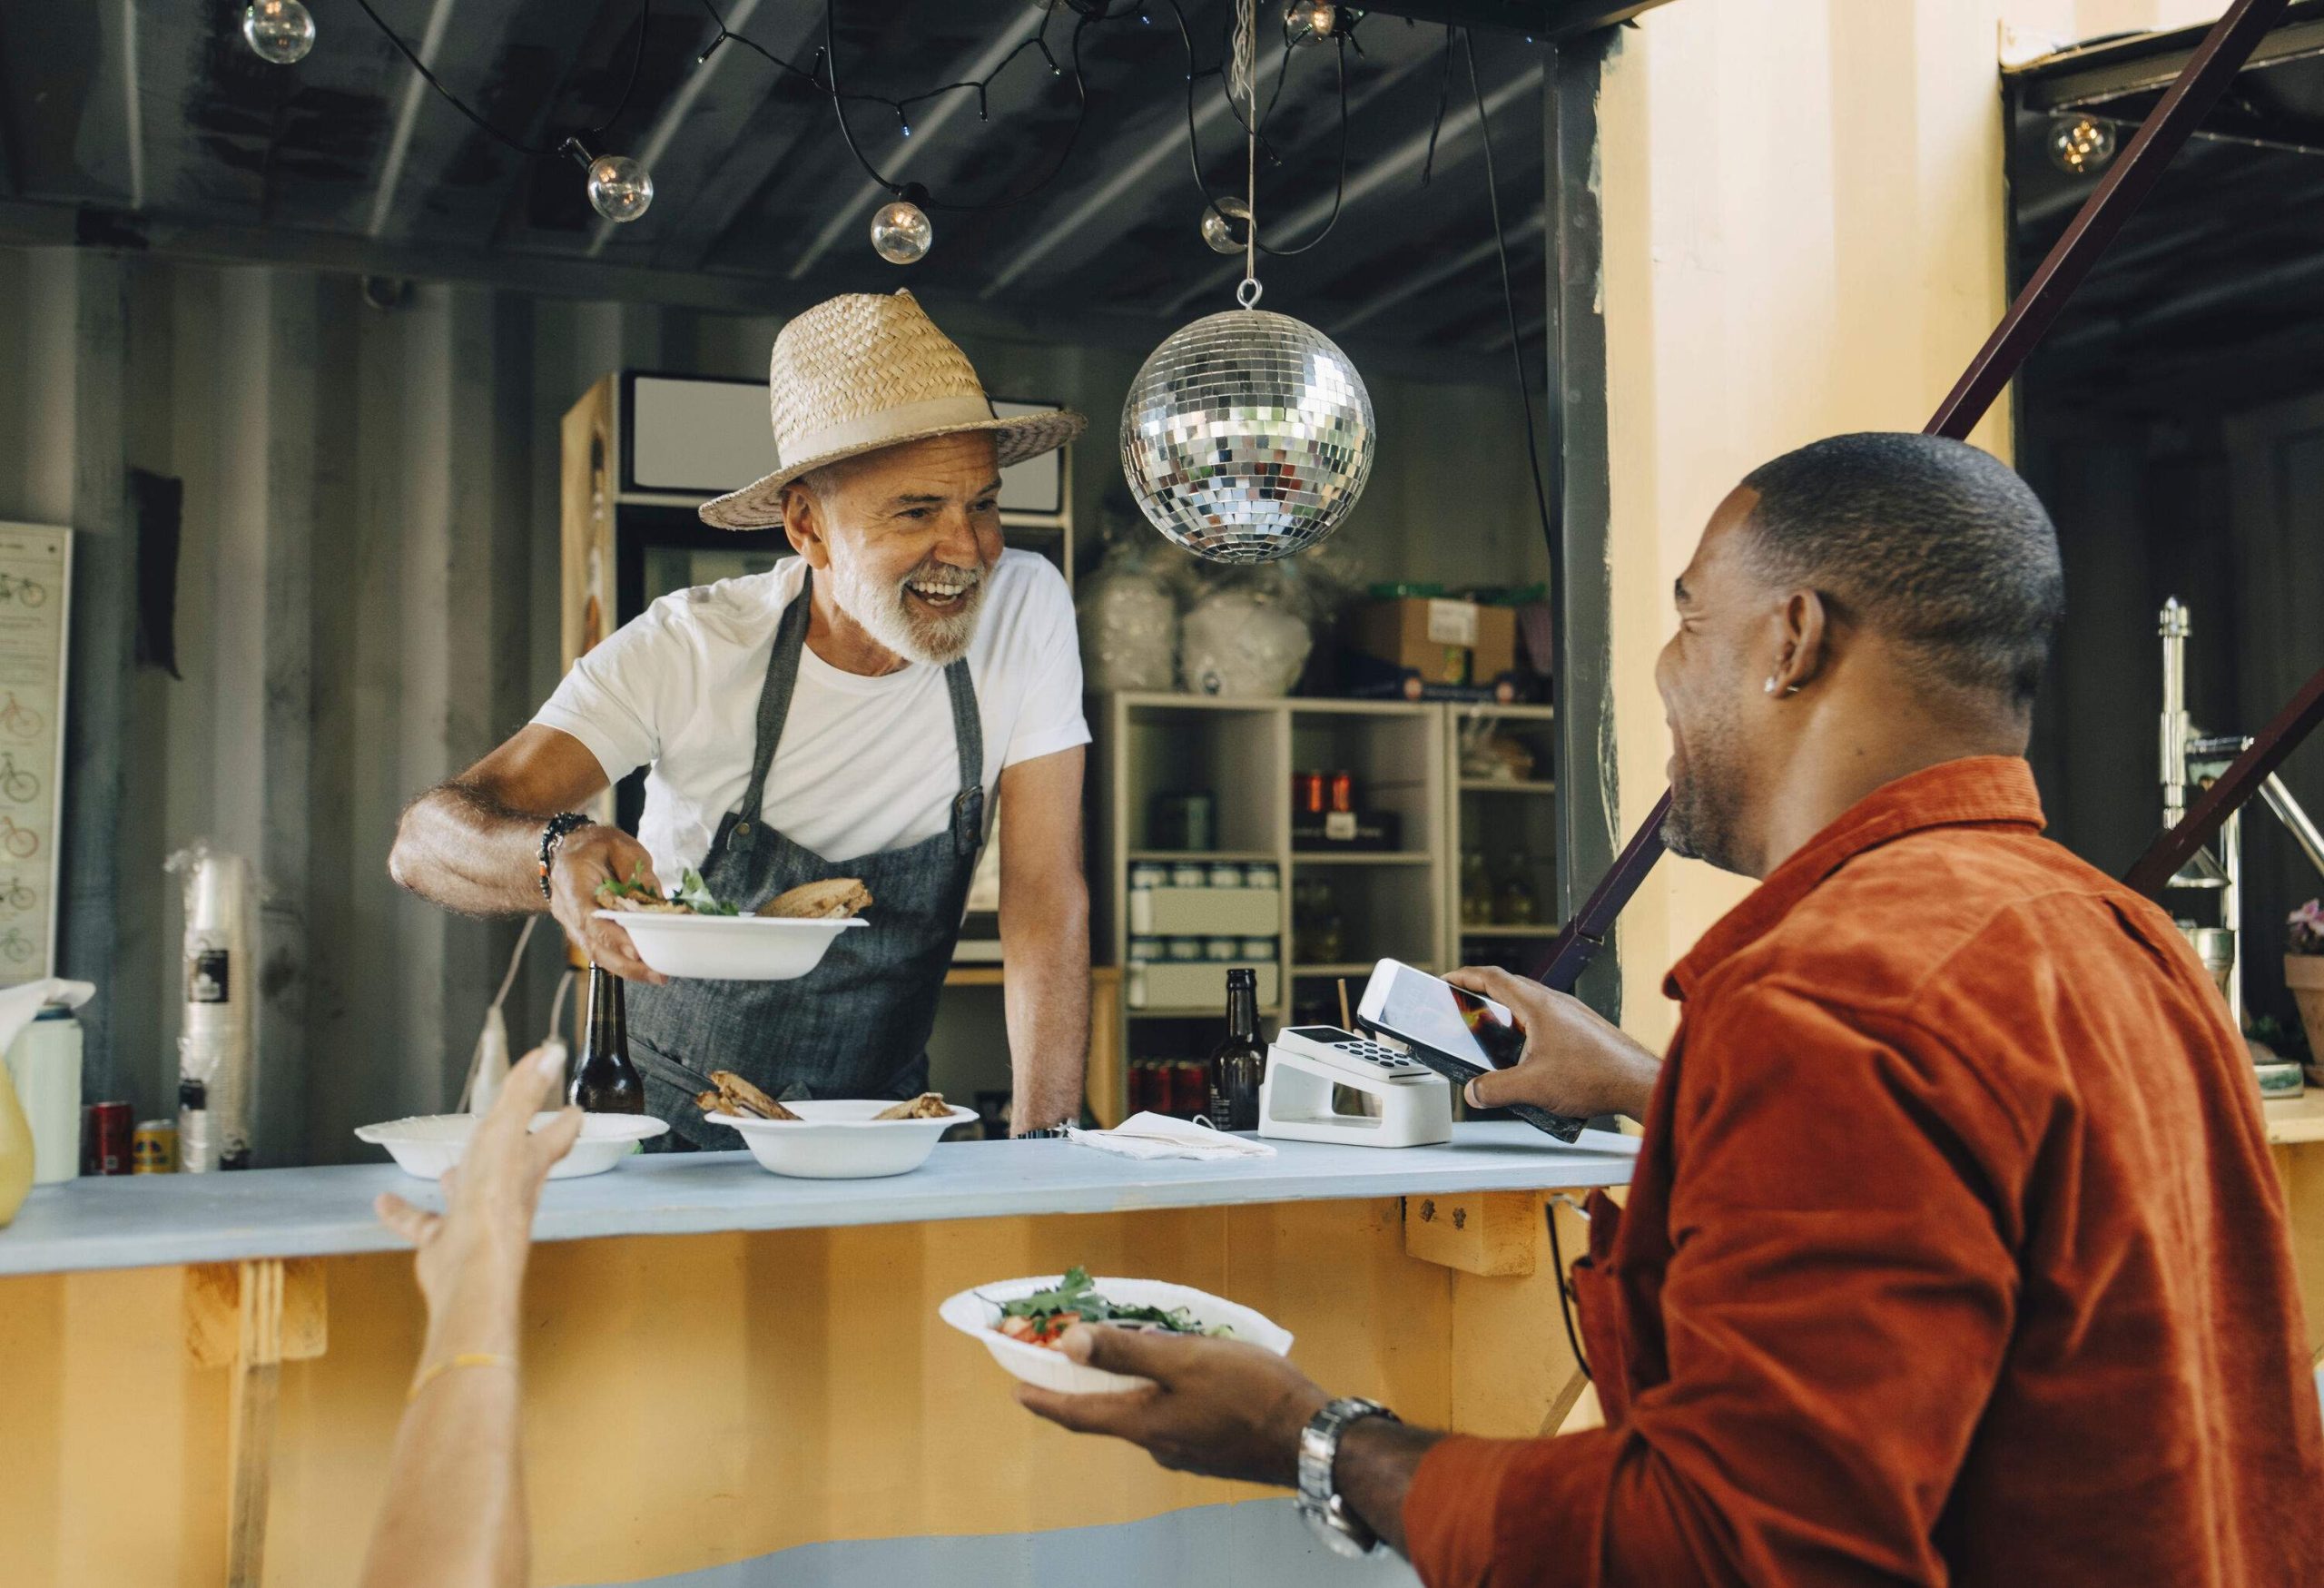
[1336, 1415, 1445, 1559]
[1000, 879, 1090, 1131]
[390, 783, 560, 917]
[1600, 1031, 1661, 1121]
[359, 1278, 528, 1588]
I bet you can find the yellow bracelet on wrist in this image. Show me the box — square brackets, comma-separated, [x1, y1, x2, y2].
[407, 1351, 517, 1404]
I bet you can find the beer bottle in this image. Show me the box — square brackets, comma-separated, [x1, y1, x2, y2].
[572, 966, 646, 1114]
[1206, 968, 1265, 1133]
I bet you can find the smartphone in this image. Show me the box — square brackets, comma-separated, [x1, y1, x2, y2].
[1356, 959, 1525, 1071]
[1356, 959, 1585, 1143]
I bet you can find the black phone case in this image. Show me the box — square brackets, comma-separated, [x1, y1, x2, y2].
[1363, 1034, 1588, 1144]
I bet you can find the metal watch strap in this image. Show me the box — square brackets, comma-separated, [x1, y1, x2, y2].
[537, 812, 593, 900]
[1016, 1126, 1070, 1139]
[1296, 1396, 1397, 1557]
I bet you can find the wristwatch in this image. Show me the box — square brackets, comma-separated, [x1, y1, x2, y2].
[1296, 1396, 1398, 1557]
[1016, 1125, 1070, 1139]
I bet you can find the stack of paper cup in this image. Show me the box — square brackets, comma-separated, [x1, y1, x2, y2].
[166, 842, 255, 1171]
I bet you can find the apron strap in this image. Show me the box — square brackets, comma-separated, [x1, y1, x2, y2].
[724, 567, 815, 856]
[942, 655, 985, 855]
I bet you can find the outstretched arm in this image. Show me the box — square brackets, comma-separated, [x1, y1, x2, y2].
[359, 1045, 582, 1588]
[389, 725, 665, 983]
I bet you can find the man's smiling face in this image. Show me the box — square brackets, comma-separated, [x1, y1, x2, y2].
[1656, 486, 1777, 874]
[791, 430, 1003, 666]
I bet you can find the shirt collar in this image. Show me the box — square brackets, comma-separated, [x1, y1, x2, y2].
[1664, 755, 2047, 1002]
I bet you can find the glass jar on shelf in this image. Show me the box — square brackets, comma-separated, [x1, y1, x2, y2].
[1494, 852, 1540, 926]
[1460, 851, 1492, 925]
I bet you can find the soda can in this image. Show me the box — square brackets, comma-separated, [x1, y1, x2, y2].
[132, 1119, 179, 1174]
[84, 1101, 133, 1176]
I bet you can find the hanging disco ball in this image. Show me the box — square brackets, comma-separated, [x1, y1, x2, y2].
[1121, 308, 1375, 564]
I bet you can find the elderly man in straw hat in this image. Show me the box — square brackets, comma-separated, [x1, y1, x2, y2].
[392, 291, 1092, 1142]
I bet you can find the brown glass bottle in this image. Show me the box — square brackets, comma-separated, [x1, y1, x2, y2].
[572, 966, 646, 1114]
[1206, 968, 1265, 1133]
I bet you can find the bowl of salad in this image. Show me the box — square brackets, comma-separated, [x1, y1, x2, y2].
[940, 1267, 1295, 1395]
[594, 869, 869, 981]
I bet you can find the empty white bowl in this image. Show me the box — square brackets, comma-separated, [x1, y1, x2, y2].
[705, 1098, 976, 1179]
[354, 1111, 667, 1180]
[593, 911, 865, 981]
[939, 1275, 1295, 1395]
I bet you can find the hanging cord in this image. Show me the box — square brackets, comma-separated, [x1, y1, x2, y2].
[1464, 29, 1557, 561]
[811, 0, 1096, 212]
[548, 968, 576, 1049]
[1421, 25, 1455, 186]
[1545, 1196, 1593, 1383]
[1236, 0, 1260, 306]
[345, 0, 650, 157]
[458, 914, 540, 1110]
[1163, 0, 1348, 260]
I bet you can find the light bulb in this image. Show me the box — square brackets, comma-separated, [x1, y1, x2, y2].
[586, 154, 654, 222]
[871, 198, 933, 265]
[1284, 0, 1337, 45]
[1201, 195, 1252, 255]
[242, 0, 315, 64]
[2048, 113, 2116, 177]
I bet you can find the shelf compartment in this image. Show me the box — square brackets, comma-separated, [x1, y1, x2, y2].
[1293, 962, 1429, 978]
[1127, 849, 1277, 864]
[1457, 923, 1562, 937]
[1459, 778, 1558, 794]
[1291, 851, 1432, 866]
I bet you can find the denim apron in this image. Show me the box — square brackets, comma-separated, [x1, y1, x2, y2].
[626, 567, 984, 1149]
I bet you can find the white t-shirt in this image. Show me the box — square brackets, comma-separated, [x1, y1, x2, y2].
[536, 549, 1088, 875]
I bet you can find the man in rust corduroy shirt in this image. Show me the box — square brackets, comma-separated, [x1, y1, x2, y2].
[1019, 434, 2324, 1584]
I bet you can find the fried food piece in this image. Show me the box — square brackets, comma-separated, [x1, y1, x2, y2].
[697, 1070, 800, 1120]
[872, 1091, 951, 1120]
[757, 878, 872, 921]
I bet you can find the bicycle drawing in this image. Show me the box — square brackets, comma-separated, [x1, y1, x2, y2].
[0, 695, 41, 741]
[0, 876, 34, 915]
[0, 573, 48, 607]
[0, 816, 40, 861]
[0, 755, 40, 804]
[0, 928, 37, 963]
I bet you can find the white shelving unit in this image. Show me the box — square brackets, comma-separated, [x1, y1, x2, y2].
[1445, 702, 1562, 969]
[1089, 693, 1557, 1114]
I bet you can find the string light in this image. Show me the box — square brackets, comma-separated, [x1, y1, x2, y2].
[1284, 1, 1338, 46]
[566, 139, 655, 223]
[2050, 113, 2118, 177]
[242, 0, 316, 64]
[871, 184, 935, 265]
[339, 0, 652, 221]
[252, 0, 1352, 264]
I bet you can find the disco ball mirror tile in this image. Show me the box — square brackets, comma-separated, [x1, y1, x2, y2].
[1120, 308, 1375, 564]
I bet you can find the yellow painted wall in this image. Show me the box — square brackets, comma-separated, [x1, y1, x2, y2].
[1593, 0, 2216, 1045]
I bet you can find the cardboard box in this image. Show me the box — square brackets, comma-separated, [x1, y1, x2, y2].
[1354, 597, 1517, 686]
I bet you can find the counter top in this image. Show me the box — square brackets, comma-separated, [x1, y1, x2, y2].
[0, 1124, 1640, 1278]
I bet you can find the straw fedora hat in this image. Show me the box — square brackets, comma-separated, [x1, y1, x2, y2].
[699, 290, 1085, 531]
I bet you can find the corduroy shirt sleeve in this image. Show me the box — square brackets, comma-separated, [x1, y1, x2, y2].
[1401, 981, 2024, 1588]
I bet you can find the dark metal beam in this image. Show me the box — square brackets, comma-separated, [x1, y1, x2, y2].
[2127, 670, 2324, 895]
[1361, 1, 1675, 41]
[1534, 0, 2295, 994]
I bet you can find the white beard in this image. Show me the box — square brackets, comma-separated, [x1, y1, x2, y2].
[824, 552, 988, 666]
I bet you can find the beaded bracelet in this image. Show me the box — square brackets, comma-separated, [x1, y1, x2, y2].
[537, 812, 593, 901]
[407, 1351, 516, 1404]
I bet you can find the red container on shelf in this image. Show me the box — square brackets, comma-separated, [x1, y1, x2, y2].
[1294, 771, 1325, 815]
[1327, 770, 1356, 814]
[1128, 1060, 1163, 1116]
[1169, 1060, 1209, 1119]
[84, 1101, 133, 1176]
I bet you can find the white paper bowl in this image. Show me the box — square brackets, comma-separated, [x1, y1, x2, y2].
[593, 910, 866, 981]
[353, 1112, 667, 1180]
[939, 1275, 1295, 1395]
[704, 1099, 977, 1179]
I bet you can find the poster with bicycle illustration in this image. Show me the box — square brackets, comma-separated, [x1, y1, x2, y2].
[0, 525, 70, 984]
